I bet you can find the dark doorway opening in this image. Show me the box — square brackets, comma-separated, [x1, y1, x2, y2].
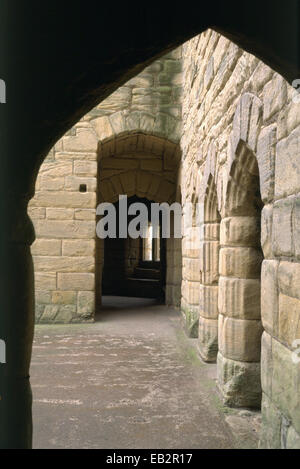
[101, 196, 166, 301]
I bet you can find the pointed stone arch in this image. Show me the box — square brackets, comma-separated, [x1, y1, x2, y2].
[218, 136, 264, 408]
[198, 174, 221, 362]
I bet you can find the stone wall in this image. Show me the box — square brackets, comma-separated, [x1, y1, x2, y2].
[28, 28, 300, 448]
[180, 29, 300, 449]
[29, 48, 183, 323]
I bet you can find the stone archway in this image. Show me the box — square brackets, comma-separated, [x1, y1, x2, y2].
[198, 175, 221, 363]
[218, 140, 264, 408]
[95, 132, 181, 311]
[1, 2, 299, 446]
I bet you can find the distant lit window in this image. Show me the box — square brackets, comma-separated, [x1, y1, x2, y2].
[143, 223, 160, 262]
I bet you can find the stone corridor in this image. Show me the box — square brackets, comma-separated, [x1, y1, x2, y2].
[31, 297, 260, 449]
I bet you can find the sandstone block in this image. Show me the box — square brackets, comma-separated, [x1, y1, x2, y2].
[74, 161, 97, 177]
[273, 198, 293, 257]
[218, 314, 263, 362]
[46, 208, 74, 220]
[218, 276, 261, 320]
[261, 260, 279, 338]
[30, 191, 96, 208]
[40, 175, 65, 191]
[199, 285, 218, 320]
[40, 304, 76, 323]
[31, 239, 61, 256]
[34, 256, 94, 273]
[219, 247, 263, 279]
[256, 124, 276, 203]
[287, 426, 300, 449]
[65, 176, 97, 192]
[261, 204, 273, 259]
[220, 217, 260, 247]
[263, 74, 287, 121]
[278, 261, 300, 299]
[217, 352, 262, 408]
[35, 290, 52, 304]
[200, 241, 219, 285]
[62, 239, 95, 257]
[35, 219, 96, 239]
[198, 317, 218, 363]
[78, 291, 95, 315]
[52, 291, 77, 305]
[35, 272, 57, 291]
[57, 273, 94, 291]
[278, 294, 300, 348]
[271, 337, 300, 434]
[275, 127, 300, 199]
[259, 393, 282, 449]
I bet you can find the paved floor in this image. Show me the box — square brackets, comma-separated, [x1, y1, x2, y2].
[31, 297, 261, 449]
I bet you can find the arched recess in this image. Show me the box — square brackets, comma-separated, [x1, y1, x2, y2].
[95, 132, 181, 311]
[198, 175, 221, 362]
[218, 140, 264, 408]
[217, 93, 268, 408]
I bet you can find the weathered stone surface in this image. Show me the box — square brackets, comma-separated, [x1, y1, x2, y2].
[34, 256, 94, 273]
[31, 191, 96, 209]
[263, 74, 287, 122]
[28, 207, 46, 220]
[52, 291, 77, 305]
[46, 208, 74, 220]
[261, 204, 273, 259]
[183, 258, 201, 282]
[31, 239, 61, 256]
[65, 176, 97, 192]
[261, 332, 273, 399]
[275, 127, 300, 199]
[63, 127, 98, 152]
[219, 247, 263, 279]
[62, 239, 95, 257]
[35, 220, 96, 239]
[198, 317, 218, 363]
[271, 337, 300, 435]
[218, 314, 263, 362]
[77, 291, 95, 315]
[35, 272, 57, 291]
[218, 277, 261, 320]
[35, 290, 52, 304]
[200, 241, 219, 285]
[57, 273, 94, 291]
[74, 160, 97, 177]
[259, 393, 282, 449]
[40, 305, 76, 323]
[286, 426, 300, 449]
[256, 124, 276, 203]
[261, 260, 279, 338]
[199, 285, 218, 320]
[278, 261, 300, 300]
[217, 352, 262, 408]
[220, 217, 260, 247]
[273, 198, 294, 257]
[74, 209, 95, 221]
[181, 307, 199, 339]
[278, 294, 300, 348]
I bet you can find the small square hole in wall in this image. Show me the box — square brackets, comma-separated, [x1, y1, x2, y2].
[79, 184, 87, 193]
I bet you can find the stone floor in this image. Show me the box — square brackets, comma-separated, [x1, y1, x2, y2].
[31, 297, 261, 449]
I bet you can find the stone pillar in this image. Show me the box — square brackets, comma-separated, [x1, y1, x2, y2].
[217, 216, 263, 408]
[0, 195, 35, 448]
[198, 221, 220, 362]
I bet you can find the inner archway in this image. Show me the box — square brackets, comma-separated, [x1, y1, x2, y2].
[218, 141, 264, 408]
[198, 175, 221, 363]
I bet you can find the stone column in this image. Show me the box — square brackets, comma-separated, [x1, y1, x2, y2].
[198, 220, 220, 362]
[0, 195, 35, 448]
[217, 216, 263, 408]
